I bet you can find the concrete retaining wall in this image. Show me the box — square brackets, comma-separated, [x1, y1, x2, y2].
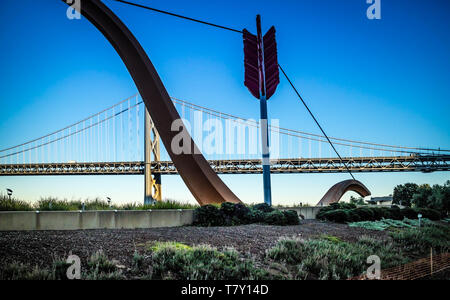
[279, 206, 323, 220]
[0, 206, 325, 231]
[0, 209, 194, 231]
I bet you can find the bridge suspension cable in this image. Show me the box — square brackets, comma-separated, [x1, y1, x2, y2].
[1, 93, 449, 165]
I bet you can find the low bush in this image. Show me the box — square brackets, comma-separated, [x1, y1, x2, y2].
[348, 218, 433, 231]
[252, 203, 275, 213]
[193, 205, 225, 227]
[388, 206, 403, 220]
[414, 208, 441, 221]
[401, 207, 417, 219]
[390, 224, 450, 256]
[317, 204, 442, 223]
[0, 262, 52, 280]
[147, 242, 276, 280]
[244, 208, 266, 224]
[193, 203, 299, 227]
[267, 236, 407, 280]
[283, 210, 301, 225]
[319, 209, 350, 223]
[264, 210, 287, 225]
[0, 250, 127, 280]
[354, 207, 376, 221]
[368, 207, 384, 220]
[86, 250, 117, 274]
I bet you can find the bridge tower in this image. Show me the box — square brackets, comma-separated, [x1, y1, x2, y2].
[144, 107, 162, 204]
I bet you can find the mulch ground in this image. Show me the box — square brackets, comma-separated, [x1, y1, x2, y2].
[0, 220, 388, 271]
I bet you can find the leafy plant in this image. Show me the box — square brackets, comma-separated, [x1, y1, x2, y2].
[147, 242, 277, 280]
[390, 224, 450, 256]
[317, 205, 442, 223]
[193, 205, 225, 226]
[267, 236, 407, 280]
[193, 203, 299, 227]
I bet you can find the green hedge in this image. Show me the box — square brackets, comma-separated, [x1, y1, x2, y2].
[317, 204, 442, 223]
[193, 203, 300, 227]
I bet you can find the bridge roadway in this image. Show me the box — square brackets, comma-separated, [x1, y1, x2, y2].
[0, 155, 449, 176]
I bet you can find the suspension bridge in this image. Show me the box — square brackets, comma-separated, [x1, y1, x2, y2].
[1, 1, 449, 204]
[1, 94, 449, 200]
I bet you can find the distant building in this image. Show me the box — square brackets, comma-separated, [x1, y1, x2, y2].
[367, 196, 393, 206]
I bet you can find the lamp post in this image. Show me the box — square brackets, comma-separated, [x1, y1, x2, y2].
[6, 189, 13, 200]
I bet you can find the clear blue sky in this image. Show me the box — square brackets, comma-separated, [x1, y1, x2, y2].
[0, 0, 449, 205]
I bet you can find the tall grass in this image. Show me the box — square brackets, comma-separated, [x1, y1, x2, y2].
[0, 195, 198, 211]
[0, 194, 33, 211]
[119, 199, 198, 210]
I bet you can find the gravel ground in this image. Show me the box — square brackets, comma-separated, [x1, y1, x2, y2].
[0, 220, 388, 270]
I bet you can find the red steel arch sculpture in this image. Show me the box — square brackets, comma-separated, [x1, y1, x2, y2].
[62, 0, 240, 205]
[316, 180, 371, 206]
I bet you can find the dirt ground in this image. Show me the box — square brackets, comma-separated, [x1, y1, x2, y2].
[0, 220, 389, 271]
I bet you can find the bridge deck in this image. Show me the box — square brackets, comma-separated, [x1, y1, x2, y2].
[0, 155, 449, 176]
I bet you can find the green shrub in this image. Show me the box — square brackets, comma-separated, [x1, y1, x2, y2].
[414, 208, 441, 221]
[316, 206, 334, 220]
[83, 250, 125, 280]
[52, 259, 73, 280]
[354, 207, 375, 221]
[317, 204, 434, 224]
[390, 225, 450, 256]
[267, 236, 406, 280]
[193, 203, 300, 227]
[220, 202, 251, 225]
[252, 203, 275, 213]
[148, 242, 275, 280]
[348, 218, 431, 231]
[282, 210, 300, 225]
[264, 210, 287, 225]
[0, 262, 52, 280]
[368, 207, 385, 220]
[244, 208, 266, 224]
[86, 250, 117, 274]
[193, 205, 225, 226]
[388, 206, 403, 220]
[132, 251, 144, 270]
[346, 209, 361, 222]
[320, 209, 349, 223]
[338, 203, 357, 210]
[401, 207, 418, 219]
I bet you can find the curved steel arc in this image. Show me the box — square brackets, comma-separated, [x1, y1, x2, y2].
[64, 0, 240, 205]
[317, 180, 371, 206]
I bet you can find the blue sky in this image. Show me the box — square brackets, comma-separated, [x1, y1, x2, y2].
[0, 0, 449, 205]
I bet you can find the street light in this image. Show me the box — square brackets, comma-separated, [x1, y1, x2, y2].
[6, 189, 13, 200]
